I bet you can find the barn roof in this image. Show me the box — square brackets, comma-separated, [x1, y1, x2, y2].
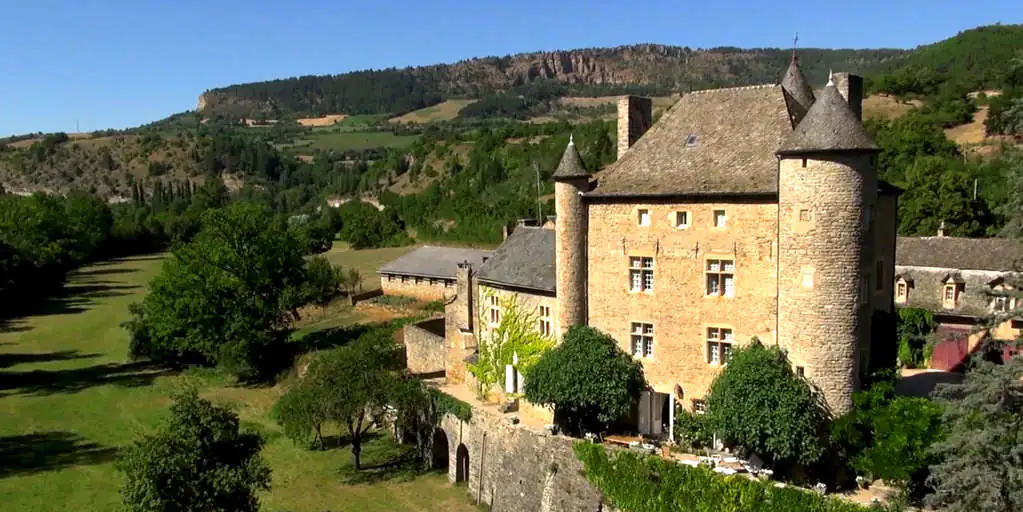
[378, 246, 493, 280]
[896, 237, 1023, 272]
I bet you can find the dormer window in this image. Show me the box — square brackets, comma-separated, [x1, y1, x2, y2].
[896, 280, 908, 304]
[994, 295, 1014, 313]
[943, 285, 957, 308]
[685, 134, 698, 147]
[990, 281, 1016, 313]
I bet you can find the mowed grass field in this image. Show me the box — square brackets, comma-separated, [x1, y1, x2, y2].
[0, 244, 469, 512]
[389, 99, 476, 124]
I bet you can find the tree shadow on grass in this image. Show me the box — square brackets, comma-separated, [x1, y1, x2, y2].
[0, 350, 101, 369]
[0, 432, 118, 478]
[336, 434, 428, 485]
[74, 267, 140, 277]
[0, 281, 140, 328]
[0, 361, 173, 397]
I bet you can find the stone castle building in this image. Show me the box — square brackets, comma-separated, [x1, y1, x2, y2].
[401, 56, 898, 440]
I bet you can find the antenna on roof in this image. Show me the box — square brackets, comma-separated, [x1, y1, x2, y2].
[826, 69, 834, 87]
[568, 133, 574, 146]
[791, 32, 799, 61]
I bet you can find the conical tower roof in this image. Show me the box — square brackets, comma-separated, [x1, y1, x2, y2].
[552, 136, 589, 180]
[777, 80, 880, 155]
[781, 57, 815, 108]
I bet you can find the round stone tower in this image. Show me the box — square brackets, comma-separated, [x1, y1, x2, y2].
[776, 79, 880, 414]
[553, 137, 589, 334]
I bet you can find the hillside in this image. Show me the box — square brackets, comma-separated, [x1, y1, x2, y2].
[198, 45, 905, 119]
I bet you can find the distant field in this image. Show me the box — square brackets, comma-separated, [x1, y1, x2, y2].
[945, 104, 989, 145]
[297, 114, 346, 127]
[0, 250, 472, 512]
[287, 130, 418, 153]
[390, 100, 477, 124]
[862, 94, 922, 121]
[320, 242, 414, 293]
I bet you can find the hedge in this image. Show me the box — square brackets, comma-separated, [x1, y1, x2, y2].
[573, 442, 883, 512]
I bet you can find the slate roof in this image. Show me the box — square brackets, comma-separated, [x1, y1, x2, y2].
[590, 85, 792, 197]
[777, 83, 880, 155]
[552, 139, 589, 180]
[780, 57, 815, 126]
[476, 227, 556, 293]
[378, 246, 493, 280]
[895, 237, 1023, 271]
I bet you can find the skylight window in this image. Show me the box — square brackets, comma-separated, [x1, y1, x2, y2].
[685, 134, 698, 147]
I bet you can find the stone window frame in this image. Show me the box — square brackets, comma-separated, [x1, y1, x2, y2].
[712, 209, 727, 228]
[706, 326, 734, 365]
[488, 295, 501, 327]
[673, 210, 691, 230]
[630, 321, 654, 358]
[705, 258, 735, 298]
[628, 256, 655, 293]
[895, 279, 909, 304]
[942, 282, 962, 309]
[637, 208, 651, 227]
[991, 284, 1016, 313]
[537, 305, 553, 337]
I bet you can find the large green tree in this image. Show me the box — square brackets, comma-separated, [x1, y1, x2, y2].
[275, 329, 403, 469]
[125, 202, 309, 378]
[705, 339, 828, 466]
[524, 326, 645, 436]
[117, 391, 271, 512]
[927, 357, 1023, 511]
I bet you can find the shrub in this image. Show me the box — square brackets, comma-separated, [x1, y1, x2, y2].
[673, 409, 713, 451]
[705, 339, 828, 466]
[573, 441, 884, 512]
[118, 391, 270, 512]
[524, 326, 645, 436]
[303, 256, 342, 306]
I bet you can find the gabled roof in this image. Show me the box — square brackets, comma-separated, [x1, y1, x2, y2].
[552, 139, 589, 180]
[896, 237, 1023, 272]
[590, 85, 792, 197]
[477, 227, 555, 293]
[777, 83, 879, 155]
[378, 246, 493, 280]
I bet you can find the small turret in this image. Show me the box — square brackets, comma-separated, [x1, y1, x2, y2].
[780, 55, 815, 126]
[553, 137, 589, 333]
[778, 76, 879, 155]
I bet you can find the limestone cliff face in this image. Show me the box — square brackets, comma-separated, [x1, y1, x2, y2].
[197, 44, 903, 116]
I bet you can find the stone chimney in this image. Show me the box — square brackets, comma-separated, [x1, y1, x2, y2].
[830, 72, 863, 121]
[617, 96, 653, 160]
[455, 261, 474, 334]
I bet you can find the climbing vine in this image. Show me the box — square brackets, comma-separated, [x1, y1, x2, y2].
[467, 290, 555, 399]
[573, 442, 887, 512]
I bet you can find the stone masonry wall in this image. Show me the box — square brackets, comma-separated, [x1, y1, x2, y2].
[381, 274, 455, 301]
[587, 199, 779, 405]
[437, 409, 604, 512]
[404, 318, 446, 375]
[617, 96, 653, 160]
[778, 154, 875, 414]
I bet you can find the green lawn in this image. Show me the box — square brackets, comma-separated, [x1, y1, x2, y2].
[0, 249, 471, 512]
[289, 131, 418, 153]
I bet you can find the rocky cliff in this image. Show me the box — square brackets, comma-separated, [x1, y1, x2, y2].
[198, 44, 905, 117]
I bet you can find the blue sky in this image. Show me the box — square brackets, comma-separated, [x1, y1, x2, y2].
[0, 0, 1020, 135]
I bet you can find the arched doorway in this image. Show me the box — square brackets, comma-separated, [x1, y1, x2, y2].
[431, 429, 449, 470]
[455, 443, 470, 483]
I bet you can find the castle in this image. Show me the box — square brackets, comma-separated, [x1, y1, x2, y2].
[401, 55, 897, 439]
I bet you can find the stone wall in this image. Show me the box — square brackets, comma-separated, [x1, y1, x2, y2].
[404, 318, 446, 375]
[586, 198, 779, 405]
[477, 284, 559, 342]
[436, 409, 603, 512]
[381, 274, 456, 301]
